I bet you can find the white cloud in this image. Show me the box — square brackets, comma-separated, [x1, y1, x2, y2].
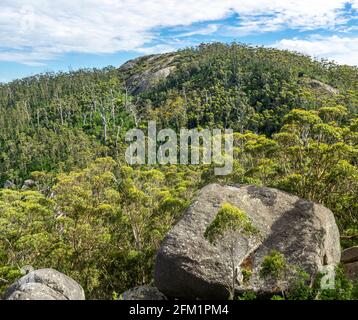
[135, 44, 177, 55]
[176, 24, 220, 38]
[273, 35, 358, 65]
[0, 0, 356, 65]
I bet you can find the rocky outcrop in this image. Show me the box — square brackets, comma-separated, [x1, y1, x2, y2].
[342, 246, 358, 282]
[3, 180, 15, 189]
[21, 179, 35, 190]
[154, 184, 341, 299]
[341, 246, 358, 264]
[4, 269, 85, 300]
[122, 286, 167, 300]
[119, 53, 177, 94]
[343, 262, 358, 282]
[307, 79, 339, 95]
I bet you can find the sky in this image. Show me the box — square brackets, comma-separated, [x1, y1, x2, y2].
[0, 0, 357, 83]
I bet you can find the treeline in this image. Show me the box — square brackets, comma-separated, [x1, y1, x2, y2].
[0, 67, 136, 184]
[144, 43, 357, 133]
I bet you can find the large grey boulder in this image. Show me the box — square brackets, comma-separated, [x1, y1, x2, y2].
[4, 269, 85, 300]
[21, 179, 36, 190]
[122, 286, 167, 300]
[341, 246, 358, 282]
[341, 246, 358, 264]
[154, 184, 341, 299]
[343, 262, 358, 282]
[4, 180, 15, 189]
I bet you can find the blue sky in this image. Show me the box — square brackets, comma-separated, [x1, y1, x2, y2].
[0, 0, 357, 83]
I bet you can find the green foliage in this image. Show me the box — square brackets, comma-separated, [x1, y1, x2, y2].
[0, 68, 134, 184]
[242, 269, 252, 283]
[236, 266, 358, 301]
[237, 291, 257, 300]
[260, 251, 287, 279]
[143, 43, 357, 134]
[204, 203, 259, 300]
[204, 203, 257, 244]
[0, 189, 57, 293]
[285, 269, 315, 300]
[315, 267, 355, 300]
[286, 266, 358, 300]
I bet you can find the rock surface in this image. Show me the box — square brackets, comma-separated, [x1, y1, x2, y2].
[22, 179, 36, 190]
[155, 184, 341, 299]
[3, 180, 15, 189]
[122, 286, 167, 300]
[343, 262, 358, 282]
[307, 79, 339, 95]
[119, 53, 177, 94]
[4, 268, 85, 300]
[341, 246, 358, 264]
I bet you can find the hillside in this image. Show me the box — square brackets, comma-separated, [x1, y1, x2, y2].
[0, 43, 357, 299]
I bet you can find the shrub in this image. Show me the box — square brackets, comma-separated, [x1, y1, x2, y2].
[260, 250, 287, 278]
